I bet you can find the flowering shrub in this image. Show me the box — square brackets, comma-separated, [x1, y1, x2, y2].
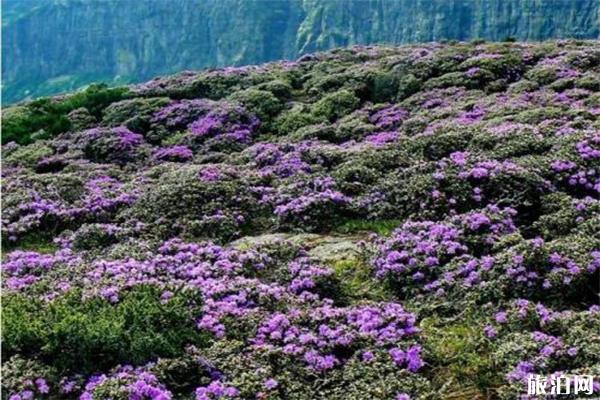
[153, 145, 194, 162]
[372, 205, 516, 297]
[274, 176, 351, 231]
[81, 126, 147, 164]
[253, 302, 421, 372]
[483, 301, 600, 399]
[79, 366, 173, 400]
[2, 173, 136, 242]
[149, 99, 260, 151]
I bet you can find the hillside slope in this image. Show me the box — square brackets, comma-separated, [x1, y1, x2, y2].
[2, 41, 600, 399]
[3, 0, 600, 103]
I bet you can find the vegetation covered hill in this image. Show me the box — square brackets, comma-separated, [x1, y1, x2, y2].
[3, 0, 600, 103]
[2, 40, 600, 399]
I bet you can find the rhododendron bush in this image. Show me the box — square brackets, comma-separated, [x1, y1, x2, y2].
[2, 41, 599, 399]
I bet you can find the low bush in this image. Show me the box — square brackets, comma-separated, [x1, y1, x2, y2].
[2, 285, 207, 375]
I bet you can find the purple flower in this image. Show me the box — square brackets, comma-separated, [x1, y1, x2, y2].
[264, 378, 278, 390]
[495, 312, 508, 324]
[35, 378, 49, 394]
[362, 351, 375, 362]
[484, 325, 498, 338]
[406, 345, 424, 372]
[153, 146, 193, 162]
[465, 67, 481, 77]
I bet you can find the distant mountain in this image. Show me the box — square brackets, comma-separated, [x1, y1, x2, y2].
[3, 0, 599, 103]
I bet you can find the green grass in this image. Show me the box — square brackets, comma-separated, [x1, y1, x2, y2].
[333, 259, 391, 302]
[420, 310, 503, 399]
[1, 234, 59, 256]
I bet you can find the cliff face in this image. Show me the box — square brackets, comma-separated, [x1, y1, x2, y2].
[3, 0, 599, 103]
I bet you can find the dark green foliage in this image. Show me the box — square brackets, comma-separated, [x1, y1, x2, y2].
[274, 104, 325, 135]
[228, 89, 283, 121]
[2, 84, 129, 145]
[312, 89, 361, 122]
[396, 73, 422, 100]
[102, 97, 170, 134]
[71, 224, 121, 251]
[409, 131, 473, 161]
[333, 160, 380, 194]
[255, 79, 293, 100]
[124, 165, 265, 241]
[367, 70, 399, 103]
[533, 193, 598, 239]
[67, 107, 97, 131]
[2, 286, 207, 375]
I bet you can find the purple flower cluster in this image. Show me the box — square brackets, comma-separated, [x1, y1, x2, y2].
[372, 205, 516, 295]
[8, 378, 50, 400]
[151, 99, 215, 129]
[274, 177, 350, 227]
[153, 145, 193, 162]
[149, 99, 260, 149]
[3, 248, 79, 292]
[364, 131, 402, 147]
[455, 105, 486, 125]
[253, 302, 421, 372]
[187, 105, 259, 145]
[369, 104, 408, 130]
[81, 126, 145, 164]
[79, 366, 172, 400]
[195, 380, 240, 399]
[246, 142, 312, 177]
[2, 174, 136, 242]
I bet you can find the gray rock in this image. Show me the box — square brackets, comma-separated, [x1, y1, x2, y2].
[230, 232, 364, 263]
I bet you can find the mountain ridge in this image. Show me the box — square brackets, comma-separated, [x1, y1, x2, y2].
[3, 0, 600, 104]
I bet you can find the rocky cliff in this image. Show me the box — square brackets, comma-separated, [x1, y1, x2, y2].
[3, 0, 599, 103]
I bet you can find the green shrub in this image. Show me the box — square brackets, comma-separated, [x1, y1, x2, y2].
[1, 104, 70, 145]
[3, 142, 54, 168]
[228, 88, 283, 121]
[507, 79, 539, 93]
[2, 84, 129, 145]
[123, 165, 265, 241]
[575, 74, 600, 91]
[2, 285, 208, 375]
[71, 223, 121, 251]
[366, 70, 399, 103]
[396, 73, 422, 100]
[312, 89, 360, 122]
[524, 66, 559, 85]
[102, 97, 170, 137]
[333, 160, 380, 194]
[255, 79, 293, 100]
[274, 104, 324, 135]
[67, 107, 97, 131]
[333, 113, 376, 143]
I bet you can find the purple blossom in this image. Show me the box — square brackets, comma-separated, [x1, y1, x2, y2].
[153, 145, 193, 162]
